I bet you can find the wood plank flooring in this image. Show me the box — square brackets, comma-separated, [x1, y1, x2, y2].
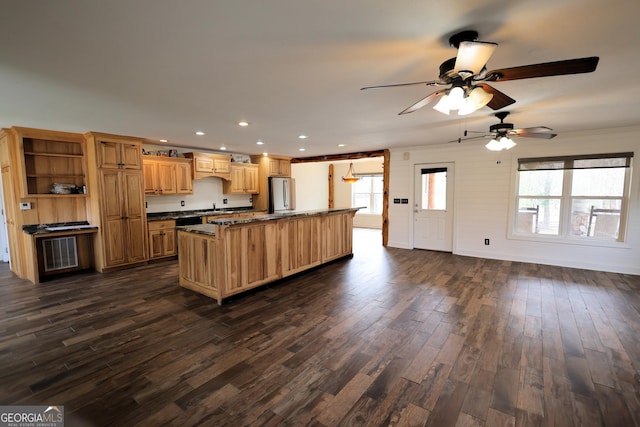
[1, 228, 640, 426]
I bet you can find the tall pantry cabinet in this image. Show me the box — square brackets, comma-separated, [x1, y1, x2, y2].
[85, 132, 148, 271]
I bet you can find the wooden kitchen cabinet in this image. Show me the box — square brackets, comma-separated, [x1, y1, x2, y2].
[268, 158, 291, 177]
[100, 169, 147, 267]
[0, 127, 89, 283]
[142, 157, 193, 195]
[184, 152, 231, 180]
[223, 163, 259, 194]
[148, 219, 176, 259]
[85, 132, 148, 271]
[175, 160, 193, 193]
[250, 154, 292, 211]
[96, 138, 142, 169]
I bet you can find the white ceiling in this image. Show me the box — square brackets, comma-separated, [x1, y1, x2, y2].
[1, 0, 638, 158]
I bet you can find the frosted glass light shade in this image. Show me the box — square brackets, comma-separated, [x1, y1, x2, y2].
[454, 41, 498, 74]
[447, 86, 465, 110]
[485, 139, 503, 151]
[433, 94, 451, 114]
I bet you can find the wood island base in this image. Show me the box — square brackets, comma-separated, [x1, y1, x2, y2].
[177, 208, 359, 304]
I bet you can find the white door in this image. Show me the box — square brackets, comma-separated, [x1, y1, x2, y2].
[413, 163, 454, 252]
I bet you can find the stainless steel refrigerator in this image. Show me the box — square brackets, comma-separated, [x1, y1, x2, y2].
[268, 177, 295, 213]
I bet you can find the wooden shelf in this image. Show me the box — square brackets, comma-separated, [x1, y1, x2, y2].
[24, 152, 84, 158]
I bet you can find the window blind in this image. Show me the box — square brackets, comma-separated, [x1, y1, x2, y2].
[518, 152, 633, 171]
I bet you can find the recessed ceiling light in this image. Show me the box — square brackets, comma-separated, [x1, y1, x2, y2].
[299, 148, 306, 152]
[195, 131, 205, 136]
[238, 121, 249, 127]
[338, 143, 345, 147]
[262, 152, 268, 156]
[220, 146, 227, 151]
[298, 135, 308, 139]
[256, 141, 264, 145]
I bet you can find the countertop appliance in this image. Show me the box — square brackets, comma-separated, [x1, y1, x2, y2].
[268, 177, 295, 213]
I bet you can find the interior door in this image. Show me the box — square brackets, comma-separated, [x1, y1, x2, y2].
[413, 163, 454, 252]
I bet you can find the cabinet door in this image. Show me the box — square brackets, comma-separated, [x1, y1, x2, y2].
[268, 158, 281, 176]
[229, 165, 245, 193]
[244, 165, 259, 193]
[126, 216, 148, 262]
[175, 162, 193, 194]
[213, 158, 230, 174]
[157, 162, 176, 194]
[149, 229, 165, 258]
[278, 160, 291, 177]
[194, 156, 214, 173]
[143, 161, 158, 194]
[163, 228, 177, 256]
[121, 144, 142, 169]
[98, 141, 122, 169]
[100, 170, 126, 266]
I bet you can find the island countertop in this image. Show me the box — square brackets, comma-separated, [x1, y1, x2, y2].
[177, 207, 362, 237]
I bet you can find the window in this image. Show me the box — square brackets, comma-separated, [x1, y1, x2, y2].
[352, 174, 383, 214]
[420, 167, 447, 210]
[514, 152, 633, 242]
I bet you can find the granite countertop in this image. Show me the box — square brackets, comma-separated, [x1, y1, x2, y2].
[147, 207, 262, 221]
[207, 207, 363, 226]
[23, 221, 99, 235]
[177, 207, 362, 236]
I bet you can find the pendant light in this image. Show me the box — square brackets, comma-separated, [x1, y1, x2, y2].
[342, 162, 359, 184]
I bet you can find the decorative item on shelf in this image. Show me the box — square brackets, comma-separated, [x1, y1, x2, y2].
[50, 183, 77, 194]
[169, 149, 178, 157]
[157, 150, 168, 157]
[342, 163, 359, 184]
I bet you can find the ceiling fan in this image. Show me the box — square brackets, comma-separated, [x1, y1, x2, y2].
[361, 30, 599, 116]
[451, 111, 557, 150]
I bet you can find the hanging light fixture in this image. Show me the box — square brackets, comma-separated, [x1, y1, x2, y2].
[342, 162, 359, 183]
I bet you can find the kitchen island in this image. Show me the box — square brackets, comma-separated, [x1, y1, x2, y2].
[177, 208, 360, 304]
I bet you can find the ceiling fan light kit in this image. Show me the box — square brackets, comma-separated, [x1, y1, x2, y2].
[361, 30, 599, 116]
[485, 136, 516, 151]
[452, 111, 557, 151]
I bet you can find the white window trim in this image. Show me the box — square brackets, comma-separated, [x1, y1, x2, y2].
[507, 152, 633, 248]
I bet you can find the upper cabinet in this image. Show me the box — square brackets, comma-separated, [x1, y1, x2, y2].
[92, 134, 143, 170]
[250, 154, 293, 210]
[143, 157, 193, 195]
[9, 127, 86, 197]
[268, 157, 291, 177]
[223, 163, 259, 194]
[184, 152, 231, 180]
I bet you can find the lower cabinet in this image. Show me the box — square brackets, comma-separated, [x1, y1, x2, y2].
[224, 222, 280, 295]
[148, 220, 176, 259]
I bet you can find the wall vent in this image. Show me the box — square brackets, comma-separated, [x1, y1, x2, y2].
[42, 236, 78, 272]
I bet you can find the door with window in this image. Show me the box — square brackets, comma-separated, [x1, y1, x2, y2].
[413, 163, 454, 251]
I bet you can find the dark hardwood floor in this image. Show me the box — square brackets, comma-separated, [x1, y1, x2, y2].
[1, 228, 640, 426]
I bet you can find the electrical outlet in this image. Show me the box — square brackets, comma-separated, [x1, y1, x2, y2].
[180, 201, 185, 207]
[19, 202, 31, 210]
[484, 238, 490, 245]
[223, 199, 228, 204]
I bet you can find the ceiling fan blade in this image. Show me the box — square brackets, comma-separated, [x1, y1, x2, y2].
[447, 134, 493, 143]
[511, 127, 558, 139]
[476, 84, 516, 110]
[361, 80, 438, 90]
[454, 41, 498, 75]
[484, 56, 599, 82]
[399, 89, 447, 115]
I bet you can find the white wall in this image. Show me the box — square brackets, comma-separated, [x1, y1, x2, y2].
[388, 125, 640, 275]
[292, 159, 384, 229]
[291, 162, 329, 211]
